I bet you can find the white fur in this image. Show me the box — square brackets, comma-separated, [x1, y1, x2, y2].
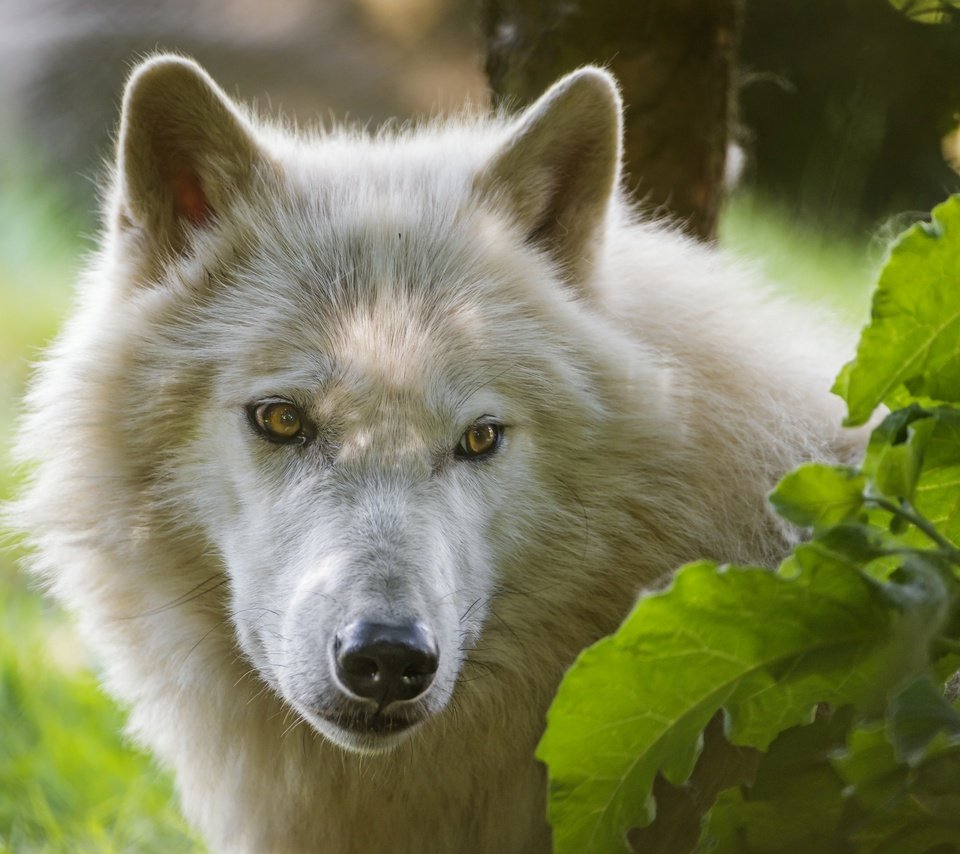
[10, 55, 863, 852]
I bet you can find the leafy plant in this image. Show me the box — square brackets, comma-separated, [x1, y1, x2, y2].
[888, 0, 960, 26]
[537, 197, 960, 853]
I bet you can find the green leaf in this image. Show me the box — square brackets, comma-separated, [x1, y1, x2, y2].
[911, 408, 960, 548]
[783, 525, 903, 584]
[887, 675, 960, 765]
[701, 711, 856, 853]
[859, 407, 960, 550]
[769, 463, 865, 531]
[538, 193, 960, 854]
[888, 0, 960, 25]
[871, 560, 954, 702]
[862, 408, 936, 503]
[536, 561, 946, 854]
[833, 678, 960, 852]
[627, 715, 762, 854]
[786, 525, 895, 575]
[703, 680, 960, 853]
[833, 196, 960, 426]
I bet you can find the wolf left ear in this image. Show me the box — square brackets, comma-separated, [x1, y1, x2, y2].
[116, 55, 263, 255]
[475, 67, 622, 288]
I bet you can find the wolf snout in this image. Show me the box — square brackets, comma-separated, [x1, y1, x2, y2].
[333, 619, 439, 706]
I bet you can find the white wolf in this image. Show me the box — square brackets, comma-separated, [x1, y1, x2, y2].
[12, 55, 862, 852]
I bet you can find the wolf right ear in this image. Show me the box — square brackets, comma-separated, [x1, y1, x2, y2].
[116, 55, 263, 255]
[474, 67, 623, 289]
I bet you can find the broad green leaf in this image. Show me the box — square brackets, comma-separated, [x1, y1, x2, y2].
[815, 406, 960, 551]
[784, 525, 895, 576]
[705, 681, 960, 853]
[626, 715, 761, 854]
[701, 712, 855, 852]
[536, 561, 947, 854]
[539, 194, 960, 854]
[869, 560, 954, 704]
[834, 678, 960, 852]
[833, 196, 960, 426]
[911, 408, 960, 547]
[769, 463, 865, 531]
[862, 409, 936, 503]
[887, 675, 960, 765]
[858, 408, 960, 549]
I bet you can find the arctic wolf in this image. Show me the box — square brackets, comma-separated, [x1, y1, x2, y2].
[13, 55, 861, 852]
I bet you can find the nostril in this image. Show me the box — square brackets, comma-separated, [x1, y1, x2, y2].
[404, 663, 430, 679]
[334, 619, 439, 705]
[400, 660, 435, 695]
[343, 655, 379, 680]
[402, 655, 437, 680]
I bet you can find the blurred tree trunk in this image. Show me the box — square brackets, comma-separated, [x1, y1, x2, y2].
[483, 0, 743, 241]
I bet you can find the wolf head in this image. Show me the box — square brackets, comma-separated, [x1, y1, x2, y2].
[23, 56, 665, 756]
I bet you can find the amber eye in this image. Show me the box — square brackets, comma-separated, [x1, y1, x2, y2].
[456, 421, 503, 459]
[250, 400, 305, 444]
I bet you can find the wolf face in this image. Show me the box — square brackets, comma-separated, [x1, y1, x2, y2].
[96, 56, 628, 753]
[182, 264, 552, 754]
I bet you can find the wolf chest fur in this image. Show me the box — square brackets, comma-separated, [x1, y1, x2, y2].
[13, 55, 861, 852]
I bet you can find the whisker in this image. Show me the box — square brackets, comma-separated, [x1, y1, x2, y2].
[281, 716, 306, 740]
[453, 360, 523, 411]
[459, 597, 484, 624]
[113, 574, 229, 620]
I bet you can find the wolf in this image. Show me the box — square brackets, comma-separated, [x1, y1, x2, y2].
[11, 55, 863, 852]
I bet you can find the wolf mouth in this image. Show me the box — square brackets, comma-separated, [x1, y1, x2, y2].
[339, 713, 417, 735]
[315, 707, 424, 737]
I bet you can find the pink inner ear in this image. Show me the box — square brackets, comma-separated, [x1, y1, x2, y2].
[170, 168, 213, 226]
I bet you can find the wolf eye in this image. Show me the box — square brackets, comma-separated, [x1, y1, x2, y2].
[250, 400, 305, 444]
[456, 422, 503, 459]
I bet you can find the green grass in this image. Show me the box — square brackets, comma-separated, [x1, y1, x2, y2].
[0, 160, 201, 852]
[720, 191, 878, 326]
[0, 167, 877, 850]
[1, 595, 201, 852]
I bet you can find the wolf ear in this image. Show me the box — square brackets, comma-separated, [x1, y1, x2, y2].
[116, 55, 262, 254]
[475, 67, 622, 287]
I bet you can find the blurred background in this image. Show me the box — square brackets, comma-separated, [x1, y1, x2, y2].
[3, 0, 960, 849]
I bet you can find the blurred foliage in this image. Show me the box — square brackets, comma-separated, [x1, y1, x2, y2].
[0, 0, 485, 220]
[0, 594, 202, 851]
[5, 0, 960, 234]
[740, 0, 960, 232]
[718, 192, 875, 325]
[889, 0, 960, 24]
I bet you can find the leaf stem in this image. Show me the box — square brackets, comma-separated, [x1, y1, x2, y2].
[867, 496, 960, 566]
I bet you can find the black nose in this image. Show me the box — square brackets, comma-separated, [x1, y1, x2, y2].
[334, 620, 439, 705]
